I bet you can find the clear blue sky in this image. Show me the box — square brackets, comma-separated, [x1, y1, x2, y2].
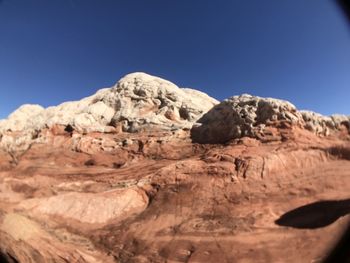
[1, 0, 350, 119]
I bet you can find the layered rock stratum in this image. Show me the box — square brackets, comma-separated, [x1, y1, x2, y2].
[0, 72, 349, 263]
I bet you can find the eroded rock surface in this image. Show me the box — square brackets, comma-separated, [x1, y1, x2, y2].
[0, 72, 218, 136]
[19, 188, 148, 224]
[301, 110, 350, 136]
[0, 72, 218, 157]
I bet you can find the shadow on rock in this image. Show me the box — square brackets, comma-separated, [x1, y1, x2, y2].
[0, 252, 18, 263]
[190, 103, 243, 144]
[275, 199, 350, 229]
[190, 94, 303, 144]
[327, 146, 350, 160]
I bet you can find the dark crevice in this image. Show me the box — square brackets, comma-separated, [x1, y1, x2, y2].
[0, 252, 19, 263]
[179, 107, 190, 120]
[327, 146, 350, 160]
[64, 124, 74, 133]
[84, 159, 96, 166]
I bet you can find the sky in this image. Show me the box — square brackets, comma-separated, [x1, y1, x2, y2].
[0, 0, 350, 119]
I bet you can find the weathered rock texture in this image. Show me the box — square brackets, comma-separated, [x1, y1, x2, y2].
[0, 73, 218, 158]
[0, 73, 349, 263]
[0, 72, 218, 135]
[191, 94, 350, 144]
[301, 110, 350, 136]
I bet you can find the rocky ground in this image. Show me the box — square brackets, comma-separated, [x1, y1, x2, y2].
[0, 73, 349, 263]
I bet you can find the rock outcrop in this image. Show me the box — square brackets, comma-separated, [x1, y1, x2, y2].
[0, 72, 218, 135]
[0, 104, 45, 132]
[301, 110, 350, 136]
[191, 94, 350, 144]
[103, 73, 218, 132]
[1, 74, 349, 148]
[0, 72, 218, 153]
[191, 94, 303, 144]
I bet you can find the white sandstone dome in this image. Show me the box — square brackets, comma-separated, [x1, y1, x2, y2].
[101, 72, 218, 132]
[0, 104, 45, 132]
[191, 94, 304, 144]
[0, 72, 219, 134]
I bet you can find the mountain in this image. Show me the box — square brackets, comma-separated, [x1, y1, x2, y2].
[0, 73, 349, 263]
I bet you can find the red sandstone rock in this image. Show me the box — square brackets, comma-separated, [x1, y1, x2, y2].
[0, 124, 349, 263]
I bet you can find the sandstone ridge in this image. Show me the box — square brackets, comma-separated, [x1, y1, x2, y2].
[1, 73, 349, 147]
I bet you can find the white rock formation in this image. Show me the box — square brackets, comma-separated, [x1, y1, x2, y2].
[192, 94, 350, 144]
[102, 72, 218, 132]
[0, 104, 45, 132]
[301, 111, 350, 136]
[0, 73, 218, 136]
[191, 94, 304, 143]
[1, 73, 349, 148]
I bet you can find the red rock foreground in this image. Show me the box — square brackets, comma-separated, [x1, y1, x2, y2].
[0, 73, 349, 262]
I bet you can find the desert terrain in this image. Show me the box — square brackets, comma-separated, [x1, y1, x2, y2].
[0, 73, 349, 263]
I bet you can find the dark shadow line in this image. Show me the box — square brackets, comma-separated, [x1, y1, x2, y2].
[275, 199, 350, 229]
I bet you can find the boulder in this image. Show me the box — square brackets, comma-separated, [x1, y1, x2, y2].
[102, 72, 218, 131]
[301, 111, 350, 136]
[191, 94, 303, 144]
[0, 104, 45, 132]
[0, 73, 218, 135]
